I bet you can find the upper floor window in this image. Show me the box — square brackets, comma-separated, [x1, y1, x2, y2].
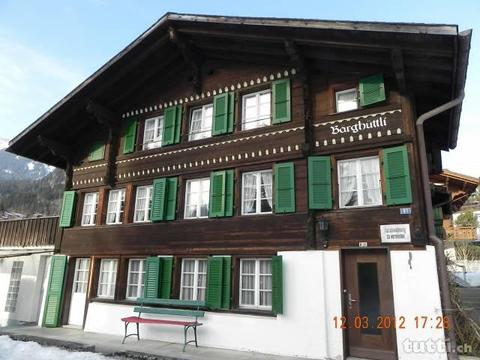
[180, 258, 207, 301]
[239, 258, 272, 310]
[134, 186, 153, 223]
[184, 178, 210, 219]
[338, 156, 382, 208]
[189, 104, 213, 141]
[143, 116, 163, 150]
[97, 259, 118, 299]
[106, 189, 126, 225]
[81, 192, 98, 226]
[242, 90, 271, 130]
[335, 88, 358, 113]
[126, 259, 145, 300]
[242, 170, 273, 215]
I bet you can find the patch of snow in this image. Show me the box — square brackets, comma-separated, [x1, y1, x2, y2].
[0, 336, 112, 360]
[0, 138, 8, 150]
[3, 169, 12, 174]
[27, 162, 35, 170]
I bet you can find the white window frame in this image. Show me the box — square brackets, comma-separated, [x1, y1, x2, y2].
[126, 259, 146, 300]
[5, 261, 23, 312]
[81, 192, 98, 226]
[184, 178, 210, 219]
[143, 116, 164, 150]
[188, 104, 213, 141]
[239, 258, 272, 310]
[180, 258, 208, 301]
[106, 189, 126, 225]
[73, 258, 90, 293]
[337, 155, 382, 209]
[241, 89, 271, 130]
[133, 186, 153, 223]
[241, 170, 273, 215]
[335, 88, 359, 113]
[97, 259, 118, 299]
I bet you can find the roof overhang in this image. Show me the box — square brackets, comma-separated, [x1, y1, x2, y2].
[6, 13, 472, 168]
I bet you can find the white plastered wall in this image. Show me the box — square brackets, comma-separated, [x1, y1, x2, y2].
[84, 250, 344, 359]
[0, 252, 51, 326]
[390, 246, 447, 360]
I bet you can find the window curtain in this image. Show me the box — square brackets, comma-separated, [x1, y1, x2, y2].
[360, 158, 381, 205]
[261, 172, 273, 209]
[243, 174, 257, 213]
[339, 161, 357, 207]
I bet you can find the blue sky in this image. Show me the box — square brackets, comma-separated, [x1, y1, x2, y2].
[0, 0, 478, 176]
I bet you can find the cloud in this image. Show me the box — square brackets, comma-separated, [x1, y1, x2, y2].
[0, 37, 85, 139]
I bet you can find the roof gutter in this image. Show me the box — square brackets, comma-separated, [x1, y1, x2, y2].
[416, 93, 464, 360]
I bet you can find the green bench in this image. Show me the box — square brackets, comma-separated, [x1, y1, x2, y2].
[121, 298, 205, 351]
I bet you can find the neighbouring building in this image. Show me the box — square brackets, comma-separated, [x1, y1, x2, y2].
[6, 13, 471, 360]
[0, 217, 60, 326]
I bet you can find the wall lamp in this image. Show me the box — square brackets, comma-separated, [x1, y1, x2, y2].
[316, 218, 330, 248]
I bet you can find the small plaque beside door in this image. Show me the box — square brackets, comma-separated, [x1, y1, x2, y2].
[380, 224, 411, 243]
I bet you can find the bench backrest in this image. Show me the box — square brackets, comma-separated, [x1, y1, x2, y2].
[133, 307, 204, 318]
[134, 298, 205, 320]
[137, 298, 205, 308]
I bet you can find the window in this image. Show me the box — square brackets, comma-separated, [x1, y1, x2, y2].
[180, 259, 207, 301]
[73, 258, 90, 293]
[242, 170, 273, 215]
[143, 116, 164, 150]
[5, 261, 23, 312]
[97, 259, 118, 298]
[184, 178, 210, 219]
[126, 259, 145, 300]
[106, 189, 126, 225]
[134, 186, 153, 223]
[335, 88, 358, 113]
[81, 192, 98, 226]
[239, 259, 272, 310]
[338, 156, 382, 208]
[242, 90, 271, 130]
[189, 104, 213, 141]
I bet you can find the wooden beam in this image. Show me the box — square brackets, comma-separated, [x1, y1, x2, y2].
[391, 48, 407, 94]
[36, 135, 73, 189]
[168, 27, 202, 94]
[285, 40, 307, 79]
[86, 99, 117, 127]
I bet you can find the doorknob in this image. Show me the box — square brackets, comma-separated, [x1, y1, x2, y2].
[348, 293, 357, 309]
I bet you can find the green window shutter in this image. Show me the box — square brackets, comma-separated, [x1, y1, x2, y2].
[274, 162, 296, 213]
[144, 257, 161, 298]
[151, 178, 167, 222]
[59, 191, 76, 228]
[159, 257, 173, 299]
[224, 170, 234, 217]
[308, 156, 333, 209]
[89, 141, 105, 161]
[383, 144, 412, 205]
[206, 256, 223, 309]
[122, 118, 137, 154]
[165, 177, 178, 221]
[162, 106, 182, 146]
[272, 79, 291, 124]
[359, 74, 386, 107]
[209, 171, 226, 218]
[221, 256, 231, 309]
[213, 93, 234, 136]
[42, 255, 67, 327]
[271, 255, 283, 315]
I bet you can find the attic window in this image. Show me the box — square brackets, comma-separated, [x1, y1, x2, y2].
[335, 88, 358, 113]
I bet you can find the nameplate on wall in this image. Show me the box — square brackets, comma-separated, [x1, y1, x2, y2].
[380, 224, 411, 243]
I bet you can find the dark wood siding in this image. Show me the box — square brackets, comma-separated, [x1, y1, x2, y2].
[0, 216, 61, 247]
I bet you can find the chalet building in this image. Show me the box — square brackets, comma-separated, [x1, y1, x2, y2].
[0, 217, 60, 326]
[6, 13, 471, 360]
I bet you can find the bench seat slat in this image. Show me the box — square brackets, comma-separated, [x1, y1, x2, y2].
[121, 316, 201, 326]
[133, 306, 204, 317]
[136, 298, 205, 308]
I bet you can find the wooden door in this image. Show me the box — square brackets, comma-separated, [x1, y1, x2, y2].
[68, 258, 90, 327]
[343, 250, 396, 360]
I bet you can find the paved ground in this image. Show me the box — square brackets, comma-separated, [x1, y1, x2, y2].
[0, 325, 310, 360]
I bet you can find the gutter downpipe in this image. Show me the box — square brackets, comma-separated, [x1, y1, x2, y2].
[416, 93, 464, 360]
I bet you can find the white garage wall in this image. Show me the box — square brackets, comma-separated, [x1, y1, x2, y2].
[390, 246, 447, 360]
[84, 250, 344, 359]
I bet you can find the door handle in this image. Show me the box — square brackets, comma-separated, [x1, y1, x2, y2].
[348, 293, 357, 309]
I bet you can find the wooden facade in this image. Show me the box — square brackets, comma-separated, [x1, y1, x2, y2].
[0, 216, 60, 248]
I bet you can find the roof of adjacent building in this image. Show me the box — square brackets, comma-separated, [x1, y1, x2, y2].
[7, 12, 472, 168]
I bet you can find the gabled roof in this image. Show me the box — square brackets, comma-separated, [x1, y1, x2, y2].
[7, 12, 472, 168]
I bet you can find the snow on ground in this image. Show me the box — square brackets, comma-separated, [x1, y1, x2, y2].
[0, 336, 113, 360]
